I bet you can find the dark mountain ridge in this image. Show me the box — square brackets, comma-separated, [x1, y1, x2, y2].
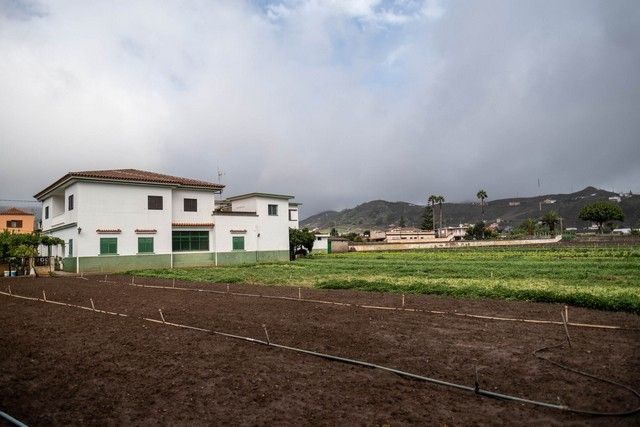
[301, 187, 639, 232]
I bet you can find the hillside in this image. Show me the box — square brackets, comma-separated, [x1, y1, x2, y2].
[301, 187, 640, 232]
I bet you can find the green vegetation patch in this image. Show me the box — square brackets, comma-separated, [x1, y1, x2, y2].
[132, 246, 640, 313]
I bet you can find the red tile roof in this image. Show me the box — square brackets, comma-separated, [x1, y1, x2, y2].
[172, 222, 214, 227]
[135, 229, 157, 234]
[96, 229, 122, 233]
[0, 207, 33, 216]
[35, 169, 224, 199]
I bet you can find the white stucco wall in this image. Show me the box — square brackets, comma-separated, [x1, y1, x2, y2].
[171, 189, 216, 223]
[212, 215, 260, 252]
[41, 181, 293, 259]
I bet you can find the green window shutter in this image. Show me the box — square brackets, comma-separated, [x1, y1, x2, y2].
[100, 238, 117, 255]
[138, 237, 153, 253]
[232, 236, 245, 250]
[68, 239, 73, 257]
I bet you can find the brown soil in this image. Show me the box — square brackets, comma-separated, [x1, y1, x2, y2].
[1, 275, 639, 426]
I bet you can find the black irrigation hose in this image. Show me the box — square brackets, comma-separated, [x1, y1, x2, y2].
[211, 329, 640, 416]
[534, 344, 640, 416]
[0, 409, 28, 427]
[3, 291, 640, 417]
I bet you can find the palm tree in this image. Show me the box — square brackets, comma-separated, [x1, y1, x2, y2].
[541, 210, 560, 235]
[476, 189, 488, 218]
[435, 195, 445, 233]
[428, 195, 437, 233]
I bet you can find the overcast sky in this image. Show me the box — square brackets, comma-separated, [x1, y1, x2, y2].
[1, 0, 639, 217]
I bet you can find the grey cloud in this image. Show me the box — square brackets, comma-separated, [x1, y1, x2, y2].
[0, 0, 638, 217]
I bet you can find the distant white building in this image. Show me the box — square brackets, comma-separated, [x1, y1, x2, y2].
[35, 169, 298, 273]
[313, 233, 330, 252]
[385, 228, 440, 242]
[612, 228, 632, 235]
[608, 196, 622, 203]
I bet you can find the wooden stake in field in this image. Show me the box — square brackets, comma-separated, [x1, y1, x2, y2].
[42, 290, 47, 301]
[564, 305, 569, 323]
[560, 310, 572, 349]
[8, 285, 11, 296]
[262, 324, 270, 344]
[131, 276, 135, 285]
[159, 309, 166, 324]
[402, 294, 405, 308]
[226, 284, 230, 293]
[104, 274, 107, 282]
[298, 287, 302, 300]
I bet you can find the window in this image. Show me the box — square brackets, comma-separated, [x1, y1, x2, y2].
[6, 220, 22, 228]
[317, 237, 322, 241]
[68, 194, 74, 211]
[148, 195, 163, 210]
[232, 236, 245, 251]
[268, 204, 278, 216]
[68, 239, 73, 257]
[289, 209, 297, 221]
[100, 238, 117, 255]
[172, 231, 209, 252]
[45, 206, 49, 219]
[184, 198, 197, 212]
[138, 237, 154, 253]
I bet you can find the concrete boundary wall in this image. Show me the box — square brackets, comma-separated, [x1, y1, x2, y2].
[349, 236, 562, 252]
[63, 250, 289, 273]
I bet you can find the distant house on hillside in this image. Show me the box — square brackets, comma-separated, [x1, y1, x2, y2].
[0, 207, 35, 234]
[608, 196, 622, 203]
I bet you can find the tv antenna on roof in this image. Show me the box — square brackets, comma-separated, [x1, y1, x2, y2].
[217, 166, 225, 184]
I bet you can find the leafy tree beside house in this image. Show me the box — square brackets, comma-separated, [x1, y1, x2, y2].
[289, 228, 315, 260]
[578, 202, 625, 233]
[399, 215, 406, 228]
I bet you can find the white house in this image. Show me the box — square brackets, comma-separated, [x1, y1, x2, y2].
[34, 169, 298, 273]
[313, 233, 330, 252]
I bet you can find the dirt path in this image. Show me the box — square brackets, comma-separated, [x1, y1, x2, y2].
[1, 276, 639, 425]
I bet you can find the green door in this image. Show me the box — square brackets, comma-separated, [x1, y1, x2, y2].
[327, 240, 332, 254]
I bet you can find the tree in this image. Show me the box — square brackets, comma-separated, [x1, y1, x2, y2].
[435, 195, 446, 231]
[476, 189, 488, 218]
[399, 215, 406, 228]
[289, 228, 315, 260]
[519, 218, 538, 236]
[540, 210, 560, 235]
[578, 202, 625, 233]
[329, 227, 338, 237]
[427, 195, 437, 233]
[465, 221, 492, 240]
[420, 205, 434, 230]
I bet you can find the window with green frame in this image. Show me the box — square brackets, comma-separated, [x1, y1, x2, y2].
[172, 231, 209, 252]
[232, 236, 245, 251]
[138, 237, 154, 253]
[100, 237, 117, 255]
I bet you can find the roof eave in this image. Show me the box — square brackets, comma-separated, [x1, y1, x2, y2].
[34, 175, 224, 200]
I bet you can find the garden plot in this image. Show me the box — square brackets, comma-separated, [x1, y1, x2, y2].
[1, 276, 639, 425]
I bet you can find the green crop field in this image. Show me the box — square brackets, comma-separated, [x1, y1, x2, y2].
[132, 246, 640, 313]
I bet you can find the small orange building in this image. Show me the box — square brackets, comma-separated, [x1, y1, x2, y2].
[0, 207, 35, 234]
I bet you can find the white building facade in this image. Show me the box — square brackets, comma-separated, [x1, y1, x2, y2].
[34, 169, 297, 273]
